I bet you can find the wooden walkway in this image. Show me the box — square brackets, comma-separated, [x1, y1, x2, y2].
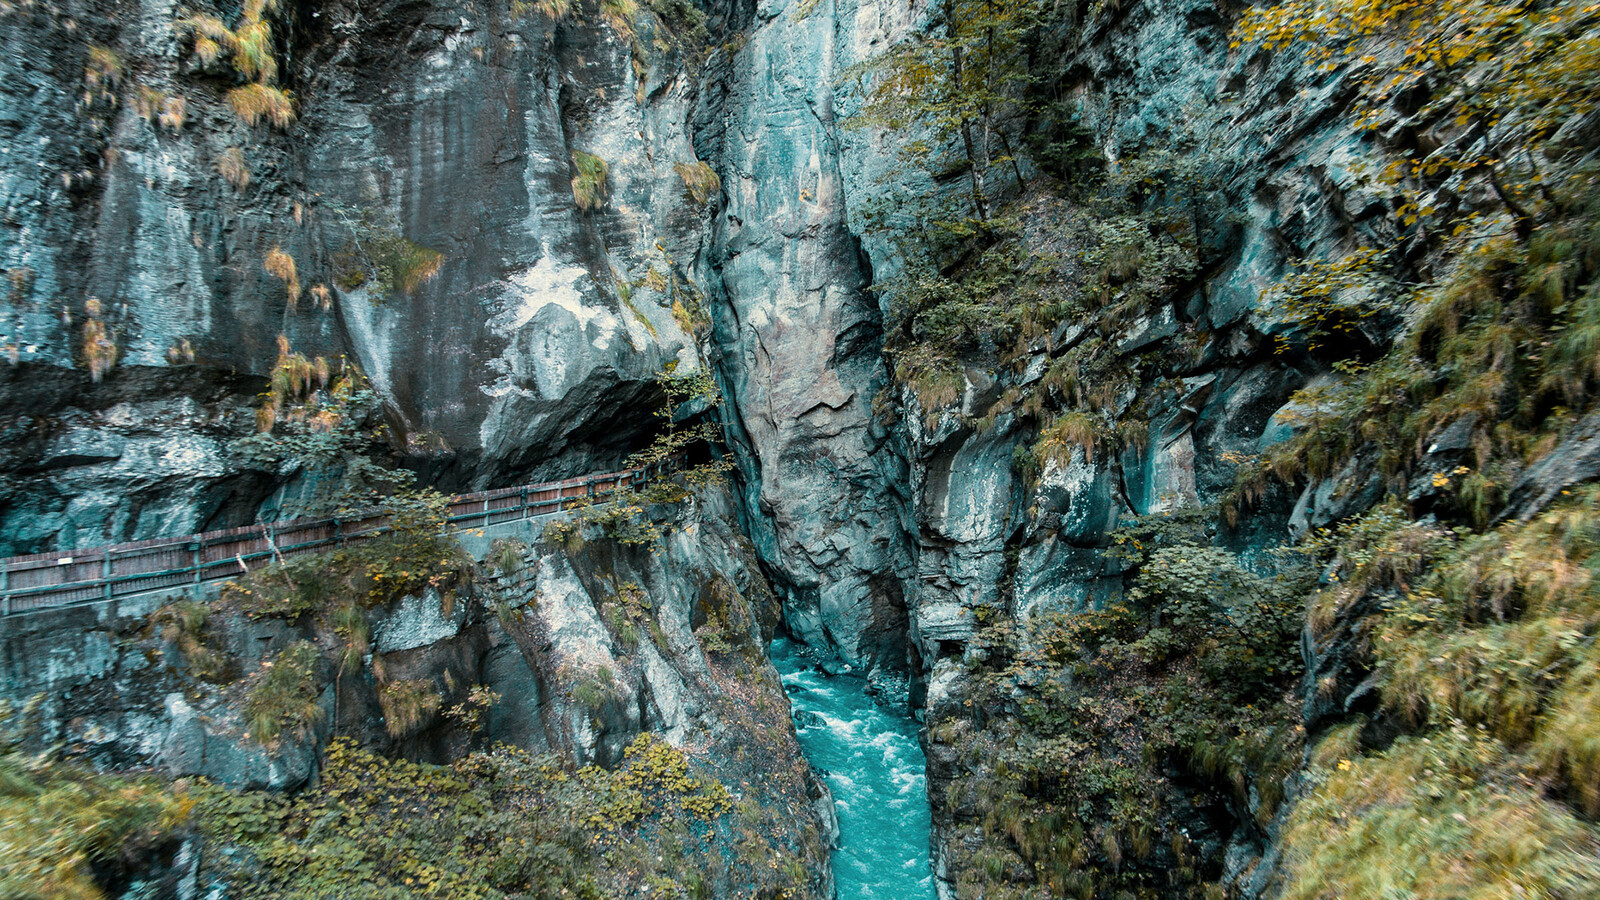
[0, 463, 663, 617]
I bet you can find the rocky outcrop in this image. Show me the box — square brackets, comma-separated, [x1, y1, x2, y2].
[0, 365, 268, 554]
[2, 489, 789, 767]
[0, 0, 711, 551]
[1, 487, 833, 896]
[694, 0, 918, 670]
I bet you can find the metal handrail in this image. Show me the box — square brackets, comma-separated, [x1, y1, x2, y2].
[0, 460, 669, 617]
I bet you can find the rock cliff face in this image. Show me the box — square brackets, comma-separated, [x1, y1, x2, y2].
[0, 0, 707, 552]
[695, 0, 917, 668]
[0, 0, 918, 677]
[0, 0, 924, 666]
[2, 490, 834, 897]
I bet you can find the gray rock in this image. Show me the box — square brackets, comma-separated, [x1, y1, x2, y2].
[159, 693, 319, 791]
[1500, 408, 1600, 520]
[372, 588, 467, 654]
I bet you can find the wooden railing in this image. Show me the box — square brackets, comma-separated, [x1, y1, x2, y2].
[0, 462, 666, 617]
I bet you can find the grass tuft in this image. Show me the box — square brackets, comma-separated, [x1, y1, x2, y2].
[512, 0, 574, 16]
[217, 147, 250, 190]
[264, 246, 300, 309]
[378, 678, 441, 738]
[244, 641, 324, 746]
[1036, 410, 1098, 467]
[571, 150, 610, 211]
[158, 95, 186, 132]
[227, 83, 294, 130]
[1284, 726, 1600, 900]
[81, 298, 117, 383]
[0, 699, 191, 900]
[674, 160, 721, 205]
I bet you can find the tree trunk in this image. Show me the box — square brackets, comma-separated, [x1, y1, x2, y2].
[946, 0, 989, 221]
[998, 129, 1026, 194]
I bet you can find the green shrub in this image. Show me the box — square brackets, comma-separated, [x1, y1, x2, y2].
[1284, 726, 1600, 900]
[0, 699, 191, 900]
[571, 151, 609, 211]
[600, 581, 660, 650]
[543, 496, 662, 549]
[244, 641, 324, 746]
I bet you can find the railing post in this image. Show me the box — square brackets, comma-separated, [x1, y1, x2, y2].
[103, 548, 114, 602]
[520, 485, 529, 519]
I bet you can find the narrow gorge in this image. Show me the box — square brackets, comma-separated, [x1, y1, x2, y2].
[3, 0, 1600, 895]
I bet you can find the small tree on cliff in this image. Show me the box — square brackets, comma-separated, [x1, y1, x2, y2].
[845, 0, 1040, 224]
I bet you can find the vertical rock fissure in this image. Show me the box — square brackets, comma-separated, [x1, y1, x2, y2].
[694, 0, 921, 673]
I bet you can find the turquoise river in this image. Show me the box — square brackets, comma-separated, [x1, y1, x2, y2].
[769, 638, 937, 900]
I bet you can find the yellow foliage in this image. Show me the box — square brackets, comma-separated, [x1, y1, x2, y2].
[216, 147, 250, 190]
[227, 83, 294, 129]
[511, 0, 573, 17]
[177, 14, 236, 66]
[80, 298, 117, 383]
[158, 95, 186, 132]
[1234, 0, 1600, 236]
[674, 160, 721, 204]
[263, 246, 300, 309]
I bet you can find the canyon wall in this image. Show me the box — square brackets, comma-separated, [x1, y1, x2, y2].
[8, 0, 1584, 894]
